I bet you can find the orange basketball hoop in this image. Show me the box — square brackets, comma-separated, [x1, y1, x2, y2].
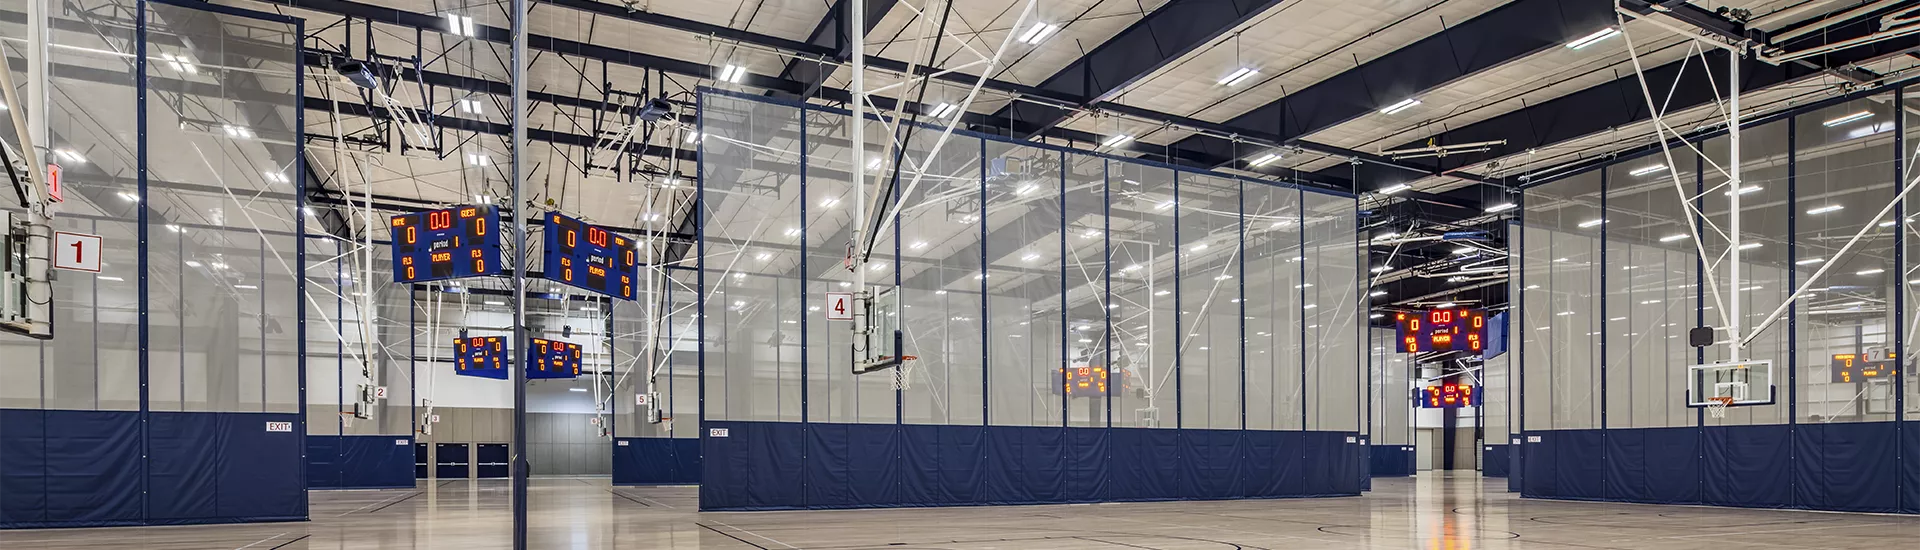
[1707, 396, 1735, 418]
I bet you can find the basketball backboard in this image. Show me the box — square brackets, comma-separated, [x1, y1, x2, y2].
[1686, 360, 1774, 407]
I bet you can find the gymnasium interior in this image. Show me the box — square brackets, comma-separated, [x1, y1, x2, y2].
[5, 0, 1920, 548]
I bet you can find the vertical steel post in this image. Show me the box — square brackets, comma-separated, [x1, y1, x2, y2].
[1728, 44, 1743, 362]
[509, 0, 531, 545]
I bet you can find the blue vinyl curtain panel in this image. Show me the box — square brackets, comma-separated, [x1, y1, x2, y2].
[0, 0, 309, 528]
[1516, 82, 1920, 514]
[694, 89, 1365, 511]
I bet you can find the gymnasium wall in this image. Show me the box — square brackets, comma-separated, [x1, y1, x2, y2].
[692, 89, 1365, 511]
[1517, 90, 1920, 513]
[0, 0, 308, 528]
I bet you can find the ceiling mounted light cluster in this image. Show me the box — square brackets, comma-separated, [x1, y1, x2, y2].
[1100, 134, 1133, 148]
[1218, 67, 1258, 87]
[1566, 27, 1621, 49]
[1628, 164, 1668, 176]
[716, 64, 748, 84]
[927, 102, 957, 118]
[1018, 23, 1060, 45]
[1379, 98, 1421, 115]
[1823, 111, 1872, 126]
[161, 53, 198, 74]
[445, 14, 476, 37]
[1247, 151, 1282, 167]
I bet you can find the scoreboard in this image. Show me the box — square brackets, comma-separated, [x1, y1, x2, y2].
[453, 336, 508, 380]
[1416, 383, 1478, 408]
[1831, 352, 1898, 383]
[527, 337, 583, 380]
[543, 212, 639, 300]
[1052, 364, 1127, 397]
[391, 205, 501, 283]
[1394, 308, 1487, 354]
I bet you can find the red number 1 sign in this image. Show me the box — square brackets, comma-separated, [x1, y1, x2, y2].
[53, 231, 102, 273]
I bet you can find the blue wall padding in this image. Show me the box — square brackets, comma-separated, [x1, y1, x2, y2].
[308, 435, 415, 490]
[1508, 444, 1521, 493]
[1905, 428, 1920, 513]
[701, 420, 1361, 511]
[1602, 426, 1699, 504]
[48, 411, 144, 526]
[611, 438, 700, 485]
[1793, 423, 1897, 513]
[1, 409, 304, 529]
[1482, 445, 1508, 477]
[1704, 424, 1792, 508]
[0, 410, 50, 525]
[1373, 445, 1415, 477]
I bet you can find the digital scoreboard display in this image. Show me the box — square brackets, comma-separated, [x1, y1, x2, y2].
[1831, 352, 1898, 383]
[542, 212, 638, 300]
[453, 336, 508, 380]
[1394, 309, 1487, 354]
[391, 205, 501, 283]
[1052, 364, 1127, 397]
[1417, 384, 1478, 408]
[527, 337, 583, 380]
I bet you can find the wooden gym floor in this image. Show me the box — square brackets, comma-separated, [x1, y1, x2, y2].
[2, 474, 1919, 548]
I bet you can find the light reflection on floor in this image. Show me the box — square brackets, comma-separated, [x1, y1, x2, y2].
[4, 473, 1920, 548]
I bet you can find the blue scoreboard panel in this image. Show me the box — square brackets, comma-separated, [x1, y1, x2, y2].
[1416, 384, 1478, 408]
[1831, 353, 1898, 383]
[1394, 308, 1487, 354]
[527, 337, 582, 379]
[453, 336, 508, 380]
[542, 212, 638, 300]
[1051, 364, 1128, 397]
[391, 205, 501, 283]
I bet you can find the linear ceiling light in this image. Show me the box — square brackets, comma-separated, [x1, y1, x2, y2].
[1100, 134, 1133, 148]
[1628, 164, 1668, 176]
[717, 64, 748, 84]
[927, 102, 956, 118]
[1738, 242, 1762, 250]
[1566, 27, 1621, 49]
[1577, 218, 1606, 228]
[445, 14, 475, 37]
[1659, 234, 1690, 242]
[1725, 185, 1760, 195]
[1379, 183, 1410, 194]
[1018, 23, 1060, 45]
[1796, 258, 1824, 265]
[1379, 98, 1421, 115]
[54, 149, 85, 163]
[1485, 202, 1516, 213]
[1248, 152, 1282, 167]
[1218, 67, 1258, 87]
[1807, 204, 1845, 215]
[1823, 111, 1872, 126]
[459, 98, 483, 114]
[1858, 268, 1886, 275]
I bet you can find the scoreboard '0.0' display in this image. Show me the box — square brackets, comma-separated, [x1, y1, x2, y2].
[1416, 384, 1478, 408]
[527, 337, 583, 380]
[1394, 309, 1487, 354]
[390, 205, 502, 283]
[543, 212, 639, 300]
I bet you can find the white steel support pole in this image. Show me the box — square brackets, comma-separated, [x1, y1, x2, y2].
[16, 0, 52, 339]
[509, 0, 531, 545]
[1728, 43, 1743, 361]
[852, 0, 868, 297]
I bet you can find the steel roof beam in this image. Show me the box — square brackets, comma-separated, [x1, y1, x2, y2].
[1359, 13, 1920, 180]
[992, 0, 1289, 141]
[1163, 0, 1615, 180]
[776, 0, 900, 100]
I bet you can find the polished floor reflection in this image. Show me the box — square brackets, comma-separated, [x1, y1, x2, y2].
[4, 473, 1920, 548]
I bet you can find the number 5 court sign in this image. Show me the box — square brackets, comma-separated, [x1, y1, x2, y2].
[53, 231, 102, 273]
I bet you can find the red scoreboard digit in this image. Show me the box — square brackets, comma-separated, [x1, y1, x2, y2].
[1394, 308, 1487, 354]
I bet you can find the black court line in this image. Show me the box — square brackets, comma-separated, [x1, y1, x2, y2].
[267, 535, 311, 549]
[363, 491, 424, 514]
[696, 523, 770, 550]
[607, 489, 652, 507]
[1074, 536, 1171, 549]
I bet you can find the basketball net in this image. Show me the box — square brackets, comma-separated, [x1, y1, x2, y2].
[1708, 396, 1734, 418]
[891, 356, 918, 391]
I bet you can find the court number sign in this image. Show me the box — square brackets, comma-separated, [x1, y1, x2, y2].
[825, 292, 854, 321]
[52, 231, 102, 273]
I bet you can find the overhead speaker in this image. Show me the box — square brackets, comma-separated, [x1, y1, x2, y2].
[638, 98, 674, 123]
[335, 60, 379, 90]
